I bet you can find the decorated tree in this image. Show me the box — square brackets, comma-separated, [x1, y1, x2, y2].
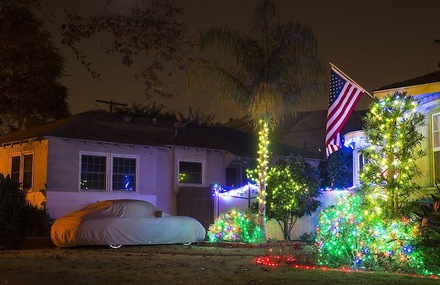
[187, 0, 325, 240]
[314, 92, 440, 276]
[249, 154, 321, 240]
[360, 92, 425, 215]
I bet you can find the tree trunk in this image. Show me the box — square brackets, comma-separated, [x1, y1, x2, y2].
[257, 120, 270, 242]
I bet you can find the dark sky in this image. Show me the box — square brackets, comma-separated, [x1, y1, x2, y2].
[45, 0, 440, 121]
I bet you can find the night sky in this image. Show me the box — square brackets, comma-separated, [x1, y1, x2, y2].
[44, 0, 440, 121]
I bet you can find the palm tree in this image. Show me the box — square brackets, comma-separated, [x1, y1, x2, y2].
[187, 0, 325, 241]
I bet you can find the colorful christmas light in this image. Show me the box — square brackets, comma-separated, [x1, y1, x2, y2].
[208, 208, 260, 243]
[314, 193, 439, 276]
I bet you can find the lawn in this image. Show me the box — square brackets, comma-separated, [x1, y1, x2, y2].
[0, 239, 438, 285]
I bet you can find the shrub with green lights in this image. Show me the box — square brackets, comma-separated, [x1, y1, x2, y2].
[315, 93, 440, 276]
[315, 194, 430, 274]
[208, 208, 260, 243]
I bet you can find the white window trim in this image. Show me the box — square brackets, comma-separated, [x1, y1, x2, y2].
[177, 159, 205, 186]
[78, 151, 109, 192]
[9, 151, 34, 191]
[79, 151, 140, 193]
[110, 154, 140, 193]
[432, 113, 440, 152]
[432, 112, 440, 183]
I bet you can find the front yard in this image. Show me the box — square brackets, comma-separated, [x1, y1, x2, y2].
[0, 240, 438, 285]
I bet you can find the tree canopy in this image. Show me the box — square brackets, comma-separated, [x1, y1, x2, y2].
[0, 1, 69, 133]
[60, 0, 196, 99]
[252, 154, 321, 240]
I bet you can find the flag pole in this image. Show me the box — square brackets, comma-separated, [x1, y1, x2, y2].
[330, 62, 374, 98]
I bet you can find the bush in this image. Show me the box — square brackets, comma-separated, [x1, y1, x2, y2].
[0, 174, 51, 237]
[315, 193, 438, 276]
[208, 208, 260, 243]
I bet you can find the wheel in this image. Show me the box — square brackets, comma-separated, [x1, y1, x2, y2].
[109, 244, 122, 249]
[183, 242, 192, 246]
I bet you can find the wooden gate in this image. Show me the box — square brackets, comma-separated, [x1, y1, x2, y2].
[176, 186, 214, 230]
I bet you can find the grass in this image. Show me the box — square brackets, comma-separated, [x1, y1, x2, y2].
[0, 240, 438, 285]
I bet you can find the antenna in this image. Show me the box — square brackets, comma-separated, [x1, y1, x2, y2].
[95, 100, 127, 113]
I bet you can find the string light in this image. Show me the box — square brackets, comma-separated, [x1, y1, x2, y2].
[207, 208, 260, 243]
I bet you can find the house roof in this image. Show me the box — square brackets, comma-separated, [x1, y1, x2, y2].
[375, 70, 440, 91]
[223, 110, 366, 156]
[0, 110, 321, 159]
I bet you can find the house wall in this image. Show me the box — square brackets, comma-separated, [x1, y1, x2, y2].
[0, 140, 48, 208]
[43, 139, 237, 219]
[416, 99, 440, 190]
[46, 138, 158, 218]
[155, 147, 173, 214]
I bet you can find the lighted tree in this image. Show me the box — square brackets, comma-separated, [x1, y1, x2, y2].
[187, 0, 325, 240]
[262, 155, 321, 240]
[360, 92, 425, 215]
[314, 92, 440, 275]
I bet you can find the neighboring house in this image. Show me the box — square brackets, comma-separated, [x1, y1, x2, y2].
[345, 70, 440, 193]
[0, 110, 320, 224]
[225, 110, 367, 157]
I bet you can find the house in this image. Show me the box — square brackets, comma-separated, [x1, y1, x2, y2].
[345, 70, 440, 193]
[0, 110, 321, 228]
[225, 110, 367, 157]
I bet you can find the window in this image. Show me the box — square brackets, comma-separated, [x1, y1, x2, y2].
[79, 152, 139, 192]
[80, 154, 107, 190]
[112, 156, 136, 191]
[10, 153, 33, 189]
[179, 161, 202, 184]
[433, 113, 440, 180]
[226, 164, 247, 187]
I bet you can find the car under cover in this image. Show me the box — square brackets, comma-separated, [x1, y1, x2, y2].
[51, 199, 206, 247]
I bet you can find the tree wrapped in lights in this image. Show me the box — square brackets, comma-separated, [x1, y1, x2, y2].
[360, 92, 425, 215]
[187, 0, 326, 241]
[314, 93, 440, 275]
[208, 208, 260, 243]
[249, 154, 321, 240]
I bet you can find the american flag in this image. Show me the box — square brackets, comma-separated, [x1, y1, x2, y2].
[325, 66, 364, 157]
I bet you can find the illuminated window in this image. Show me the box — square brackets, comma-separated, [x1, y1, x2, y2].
[80, 154, 107, 190]
[179, 161, 202, 184]
[112, 156, 137, 191]
[433, 113, 440, 180]
[10, 153, 33, 189]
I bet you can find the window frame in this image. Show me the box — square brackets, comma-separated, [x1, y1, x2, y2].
[432, 112, 440, 182]
[9, 151, 34, 190]
[79, 151, 109, 192]
[110, 154, 139, 192]
[177, 160, 204, 186]
[79, 151, 140, 193]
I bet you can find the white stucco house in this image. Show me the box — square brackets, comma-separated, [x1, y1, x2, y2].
[0, 110, 320, 230]
[345, 70, 440, 193]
